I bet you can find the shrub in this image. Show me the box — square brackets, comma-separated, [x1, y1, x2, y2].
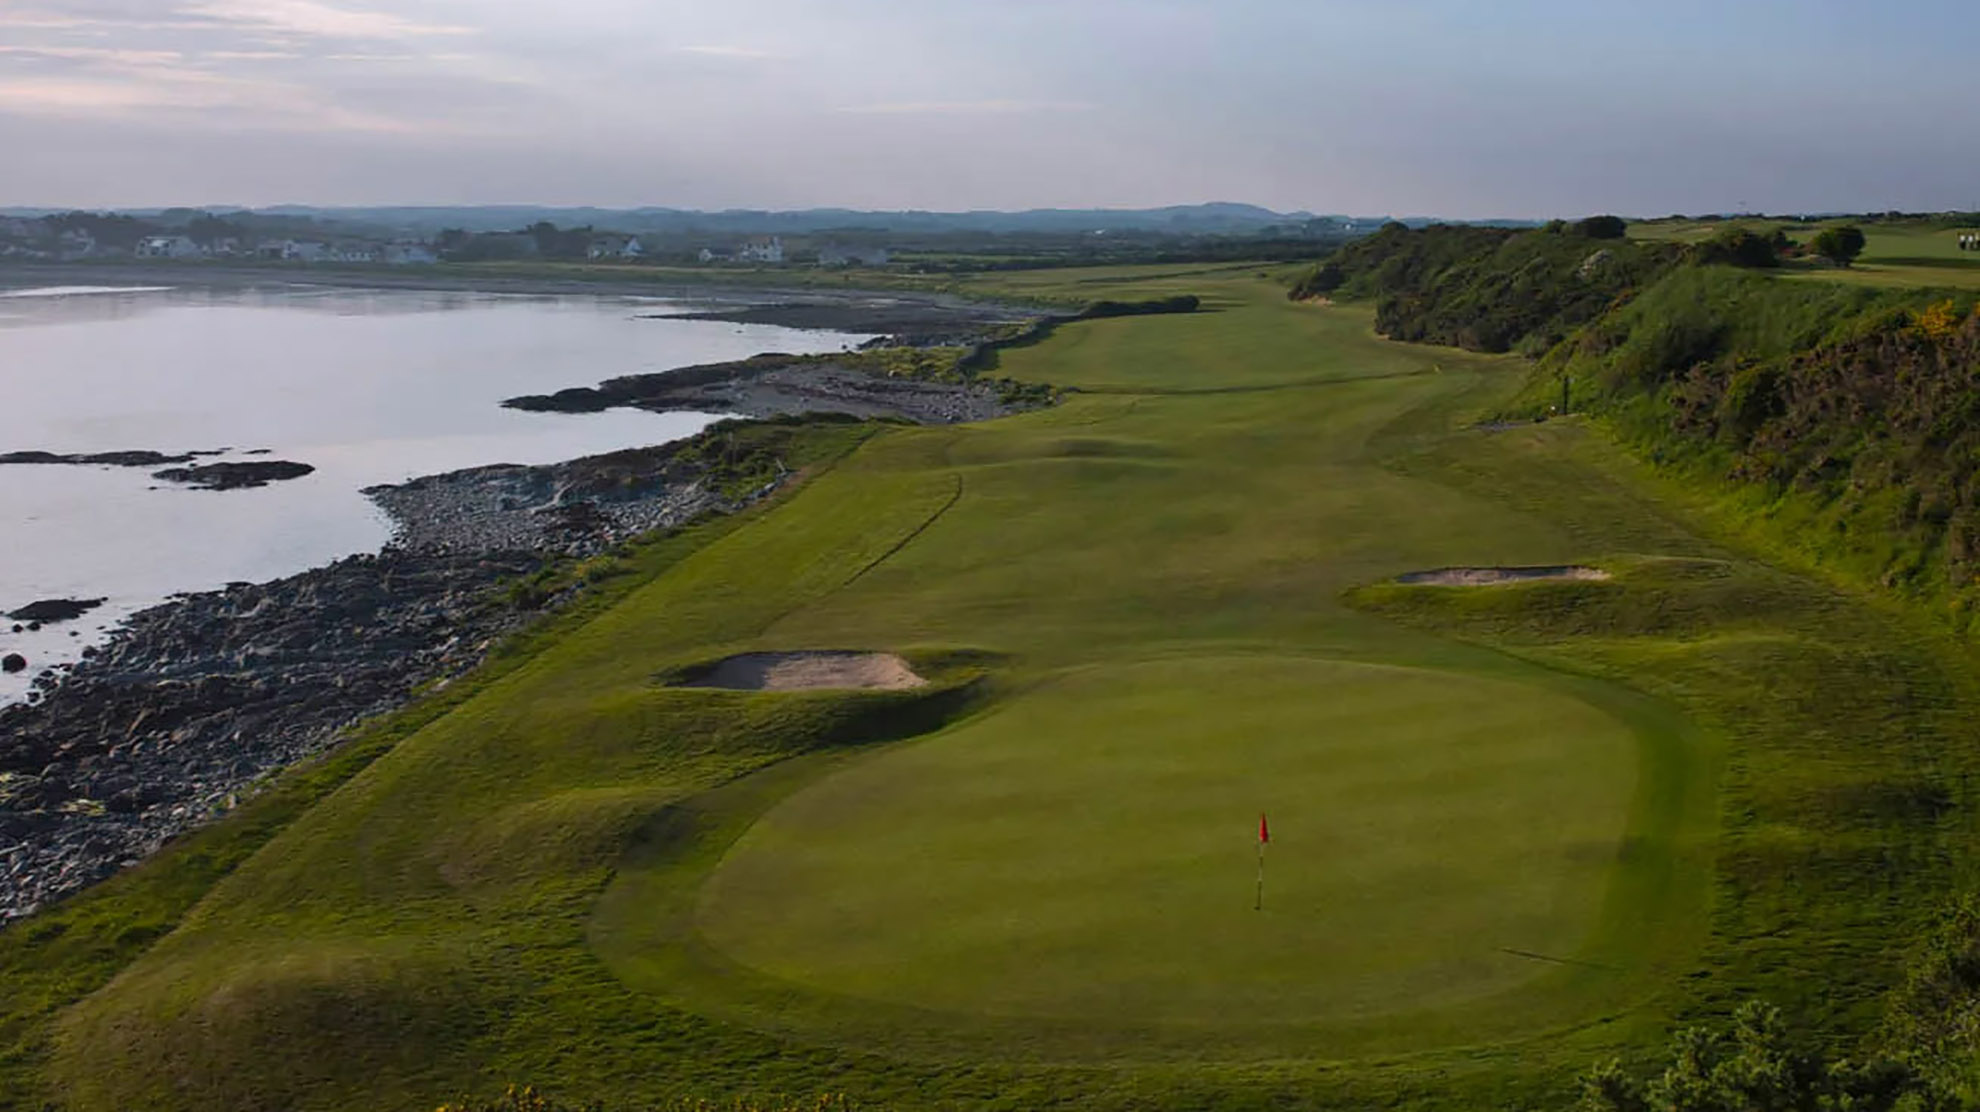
[1289, 260, 1345, 298]
[1074, 294, 1201, 319]
[1576, 1002, 1930, 1112]
[1694, 228, 1782, 269]
[1575, 215, 1629, 240]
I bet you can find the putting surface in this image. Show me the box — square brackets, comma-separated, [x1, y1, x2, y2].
[694, 655, 1638, 1025]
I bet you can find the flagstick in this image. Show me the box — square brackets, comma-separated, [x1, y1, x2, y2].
[1255, 839, 1265, 911]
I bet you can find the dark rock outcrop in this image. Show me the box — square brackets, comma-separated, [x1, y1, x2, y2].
[7, 598, 106, 624]
[0, 449, 215, 467]
[505, 355, 1020, 425]
[150, 460, 315, 490]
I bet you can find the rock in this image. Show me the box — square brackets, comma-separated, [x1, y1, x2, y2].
[150, 460, 315, 491]
[0, 544, 547, 921]
[2, 653, 26, 674]
[7, 598, 106, 624]
[0, 449, 209, 467]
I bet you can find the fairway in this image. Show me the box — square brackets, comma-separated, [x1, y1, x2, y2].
[696, 656, 1638, 1025]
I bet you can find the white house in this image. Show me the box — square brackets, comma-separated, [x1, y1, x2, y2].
[326, 242, 380, 263]
[587, 234, 644, 260]
[697, 247, 733, 264]
[817, 244, 890, 267]
[736, 235, 784, 264]
[136, 235, 202, 259]
[271, 240, 330, 262]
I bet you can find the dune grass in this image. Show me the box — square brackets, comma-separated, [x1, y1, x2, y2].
[13, 270, 1980, 1111]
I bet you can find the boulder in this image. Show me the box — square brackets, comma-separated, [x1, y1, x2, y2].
[7, 598, 106, 624]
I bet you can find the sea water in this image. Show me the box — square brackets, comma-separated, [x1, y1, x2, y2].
[0, 281, 868, 704]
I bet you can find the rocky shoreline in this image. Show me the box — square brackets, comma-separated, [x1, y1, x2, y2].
[506, 355, 1024, 424]
[0, 275, 1055, 922]
[0, 434, 786, 921]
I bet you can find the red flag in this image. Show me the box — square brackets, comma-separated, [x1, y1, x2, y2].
[1258, 812, 1270, 845]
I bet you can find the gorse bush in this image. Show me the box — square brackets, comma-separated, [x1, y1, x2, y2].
[1693, 227, 1788, 269]
[1290, 223, 1685, 353]
[1577, 1003, 1932, 1112]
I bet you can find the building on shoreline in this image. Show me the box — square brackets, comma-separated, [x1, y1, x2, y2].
[136, 235, 202, 260]
[587, 234, 645, 260]
[736, 235, 785, 263]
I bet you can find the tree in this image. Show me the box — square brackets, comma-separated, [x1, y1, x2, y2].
[1576, 215, 1630, 240]
[1811, 225, 1867, 267]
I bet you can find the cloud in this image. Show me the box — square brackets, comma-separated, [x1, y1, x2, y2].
[178, 0, 473, 40]
[0, 46, 190, 66]
[675, 45, 782, 60]
[836, 99, 1093, 115]
[0, 34, 425, 133]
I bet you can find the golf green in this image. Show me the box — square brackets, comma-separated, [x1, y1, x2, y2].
[694, 655, 1638, 1025]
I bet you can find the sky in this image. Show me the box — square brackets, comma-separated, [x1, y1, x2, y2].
[2, 0, 1977, 218]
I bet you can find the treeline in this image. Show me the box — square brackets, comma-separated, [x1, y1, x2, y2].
[1289, 219, 1872, 354]
[2, 209, 380, 249]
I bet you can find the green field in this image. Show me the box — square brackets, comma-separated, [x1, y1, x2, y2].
[9, 267, 1977, 1110]
[1629, 217, 1980, 289]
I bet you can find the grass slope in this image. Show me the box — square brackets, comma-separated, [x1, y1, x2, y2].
[16, 269, 1980, 1111]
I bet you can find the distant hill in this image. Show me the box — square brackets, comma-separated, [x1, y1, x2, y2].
[221, 203, 1337, 236]
[0, 203, 1448, 238]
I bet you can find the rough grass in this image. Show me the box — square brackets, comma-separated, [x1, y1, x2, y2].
[13, 269, 1980, 1112]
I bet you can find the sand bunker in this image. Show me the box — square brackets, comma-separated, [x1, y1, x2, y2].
[679, 651, 927, 692]
[1396, 565, 1611, 586]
